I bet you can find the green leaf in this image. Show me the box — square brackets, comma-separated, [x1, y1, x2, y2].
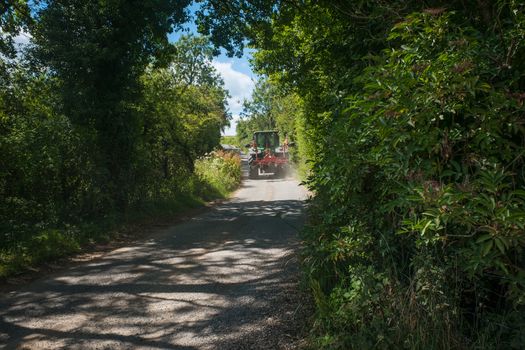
[421, 220, 432, 236]
[495, 237, 506, 254]
[476, 234, 493, 243]
[482, 240, 493, 256]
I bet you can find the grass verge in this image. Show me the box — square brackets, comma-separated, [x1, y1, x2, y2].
[0, 151, 241, 280]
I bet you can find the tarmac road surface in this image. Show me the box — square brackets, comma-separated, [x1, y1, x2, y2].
[0, 160, 309, 349]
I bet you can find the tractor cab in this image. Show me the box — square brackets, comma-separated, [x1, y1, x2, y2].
[249, 130, 289, 155]
[253, 131, 280, 153]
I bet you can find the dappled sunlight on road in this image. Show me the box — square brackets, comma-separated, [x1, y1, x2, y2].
[0, 177, 307, 349]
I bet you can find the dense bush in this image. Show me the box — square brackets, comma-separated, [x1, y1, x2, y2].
[300, 10, 525, 349]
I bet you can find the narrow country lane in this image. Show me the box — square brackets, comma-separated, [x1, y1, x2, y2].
[0, 160, 309, 349]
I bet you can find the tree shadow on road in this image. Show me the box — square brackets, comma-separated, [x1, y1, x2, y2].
[0, 199, 311, 349]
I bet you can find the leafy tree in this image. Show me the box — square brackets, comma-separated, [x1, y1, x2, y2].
[0, 0, 32, 75]
[242, 79, 277, 128]
[171, 34, 222, 87]
[141, 35, 229, 175]
[31, 0, 192, 206]
[238, 77, 300, 145]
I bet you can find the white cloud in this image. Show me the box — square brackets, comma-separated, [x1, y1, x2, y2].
[222, 113, 241, 136]
[14, 31, 31, 48]
[0, 30, 31, 61]
[212, 60, 254, 116]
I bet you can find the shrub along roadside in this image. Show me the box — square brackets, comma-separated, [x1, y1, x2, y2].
[299, 11, 525, 349]
[0, 151, 241, 279]
[194, 150, 242, 198]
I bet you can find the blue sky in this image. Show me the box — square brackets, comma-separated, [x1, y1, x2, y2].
[168, 5, 257, 136]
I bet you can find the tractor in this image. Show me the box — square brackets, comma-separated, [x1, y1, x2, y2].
[246, 130, 290, 179]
